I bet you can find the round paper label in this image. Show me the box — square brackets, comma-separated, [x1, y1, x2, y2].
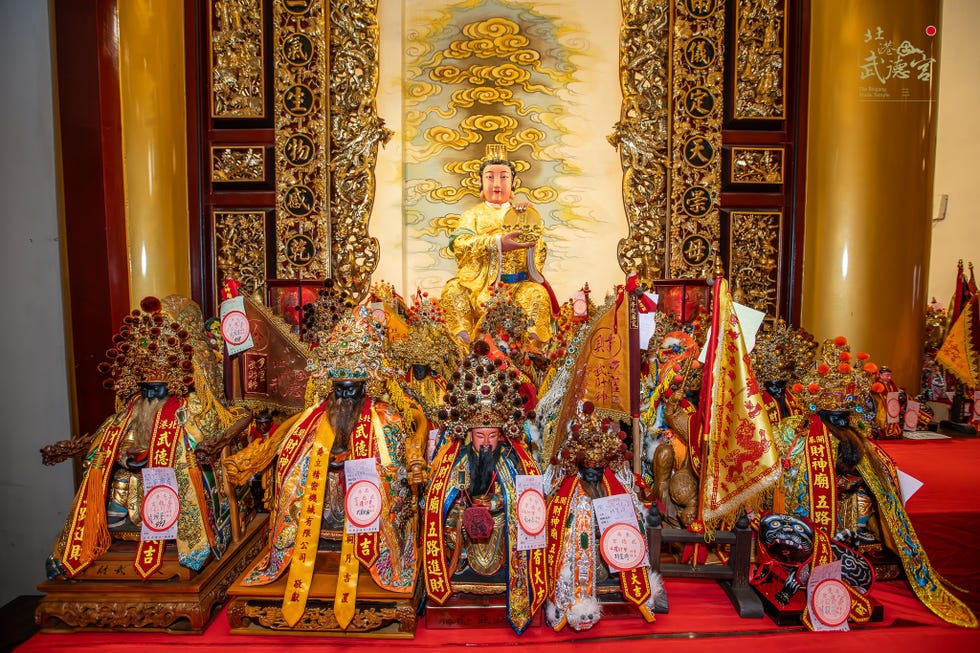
[221, 309, 251, 346]
[811, 578, 852, 627]
[517, 488, 546, 536]
[886, 395, 902, 419]
[140, 485, 180, 533]
[345, 479, 383, 528]
[599, 523, 646, 571]
[904, 407, 919, 430]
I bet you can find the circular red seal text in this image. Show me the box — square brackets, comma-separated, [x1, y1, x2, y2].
[140, 485, 180, 533]
[221, 310, 251, 346]
[811, 578, 852, 627]
[517, 488, 546, 536]
[886, 396, 902, 419]
[345, 480, 383, 528]
[599, 523, 647, 571]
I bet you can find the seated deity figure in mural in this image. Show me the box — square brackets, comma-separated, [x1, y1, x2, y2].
[441, 144, 558, 344]
[44, 295, 250, 580]
[224, 307, 428, 627]
[422, 339, 546, 634]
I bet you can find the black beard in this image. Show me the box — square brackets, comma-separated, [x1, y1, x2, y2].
[466, 442, 503, 497]
[327, 393, 366, 453]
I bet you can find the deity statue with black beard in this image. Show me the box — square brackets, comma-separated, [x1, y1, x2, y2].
[225, 310, 428, 628]
[422, 339, 544, 634]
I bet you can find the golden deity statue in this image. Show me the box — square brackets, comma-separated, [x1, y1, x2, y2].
[441, 145, 557, 343]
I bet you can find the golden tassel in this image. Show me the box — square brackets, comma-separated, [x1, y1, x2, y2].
[80, 457, 111, 562]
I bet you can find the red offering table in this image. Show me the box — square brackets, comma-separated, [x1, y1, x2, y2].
[17, 577, 980, 653]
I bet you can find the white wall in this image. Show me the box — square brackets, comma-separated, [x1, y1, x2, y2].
[0, 0, 74, 605]
[930, 0, 980, 301]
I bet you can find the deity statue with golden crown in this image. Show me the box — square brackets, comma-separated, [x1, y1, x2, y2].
[390, 289, 464, 460]
[441, 145, 558, 344]
[766, 336, 978, 629]
[222, 306, 428, 635]
[544, 400, 665, 632]
[37, 295, 255, 631]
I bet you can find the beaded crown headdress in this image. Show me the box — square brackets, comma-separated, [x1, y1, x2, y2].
[438, 339, 528, 440]
[307, 309, 386, 387]
[301, 278, 356, 344]
[793, 336, 879, 413]
[477, 283, 531, 346]
[97, 296, 194, 399]
[555, 400, 630, 471]
[750, 318, 818, 385]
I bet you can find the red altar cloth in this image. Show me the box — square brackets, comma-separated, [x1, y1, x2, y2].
[17, 578, 980, 653]
[878, 436, 980, 615]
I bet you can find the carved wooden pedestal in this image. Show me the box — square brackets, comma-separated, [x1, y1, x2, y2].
[225, 549, 420, 638]
[35, 513, 268, 633]
[425, 590, 542, 630]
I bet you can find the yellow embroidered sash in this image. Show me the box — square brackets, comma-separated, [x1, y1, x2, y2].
[280, 412, 336, 627]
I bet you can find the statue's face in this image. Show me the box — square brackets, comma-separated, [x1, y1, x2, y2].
[480, 164, 514, 204]
[139, 381, 169, 401]
[333, 380, 366, 402]
[412, 364, 431, 381]
[470, 427, 501, 451]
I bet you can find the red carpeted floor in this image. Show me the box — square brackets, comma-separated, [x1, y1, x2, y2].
[17, 438, 980, 652]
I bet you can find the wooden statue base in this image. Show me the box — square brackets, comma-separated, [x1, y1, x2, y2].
[426, 591, 542, 630]
[35, 513, 268, 633]
[225, 549, 420, 638]
[752, 575, 884, 627]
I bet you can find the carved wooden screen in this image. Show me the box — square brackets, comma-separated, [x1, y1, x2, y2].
[722, 0, 807, 320]
[187, 0, 808, 321]
[187, 0, 387, 317]
[615, 0, 808, 322]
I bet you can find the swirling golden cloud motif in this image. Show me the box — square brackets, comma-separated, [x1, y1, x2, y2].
[464, 113, 518, 133]
[443, 18, 562, 80]
[404, 0, 588, 275]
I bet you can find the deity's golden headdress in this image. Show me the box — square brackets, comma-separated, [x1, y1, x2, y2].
[438, 339, 528, 440]
[554, 400, 630, 471]
[483, 144, 508, 162]
[792, 336, 879, 413]
[98, 296, 194, 400]
[390, 290, 460, 376]
[307, 309, 387, 389]
[750, 318, 818, 385]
